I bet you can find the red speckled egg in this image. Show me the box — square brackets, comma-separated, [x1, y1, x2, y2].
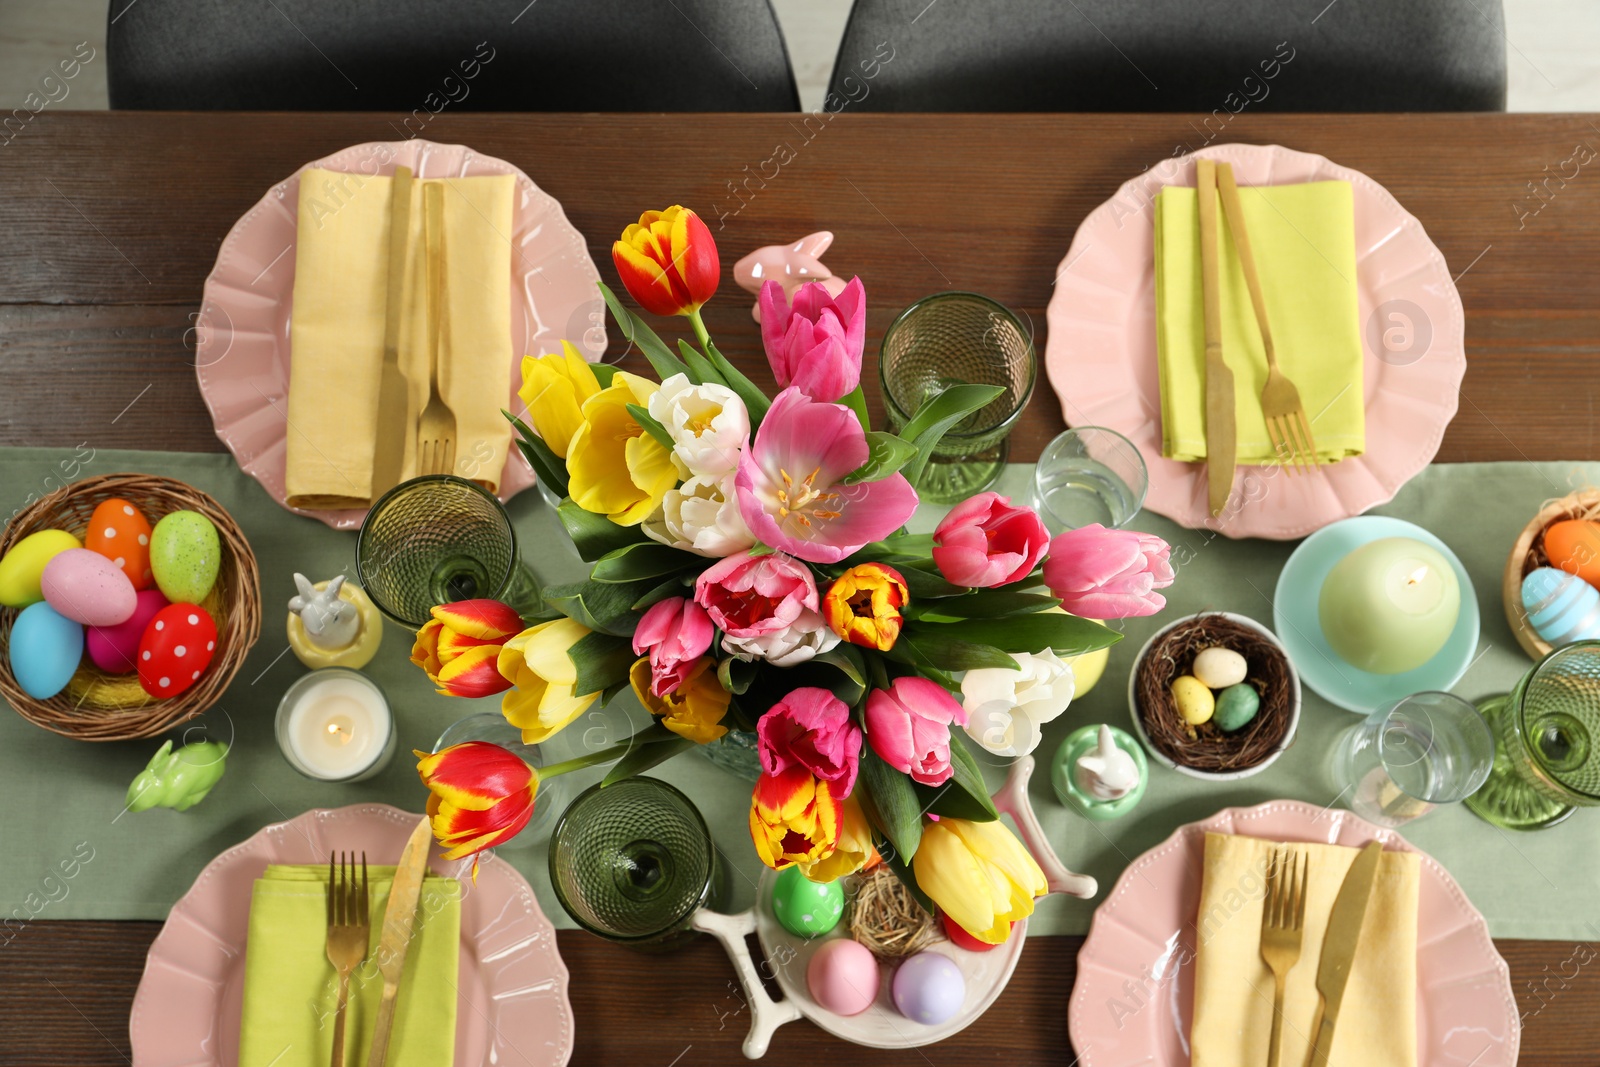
[85, 498, 154, 591]
[138, 603, 217, 699]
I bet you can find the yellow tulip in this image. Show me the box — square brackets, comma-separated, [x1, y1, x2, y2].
[567, 371, 677, 525]
[517, 341, 600, 458]
[629, 656, 730, 744]
[497, 618, 601, 744]
[799, 792, 876, 883]
[913, 816, 1046, 945]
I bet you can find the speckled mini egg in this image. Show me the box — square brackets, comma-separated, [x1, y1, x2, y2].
[771, 865, 845, 938]
[1192, 646, 1248, 689]
[1170, 675, 1215, 725]
[87, 588, 169, 674]
[9, 601, 83, 699]
[137, 603, 217, 699]
[149, 511, 221, 605]
[85, 498, 153, 591]
[806, 938, 879, 1017]
[1213, 683, 1261, 732]
[40, 548, 137, 627]
[0, 529, 82, 607]
[892, 951, 966, 1025]
[1522, 566, 1600, 647]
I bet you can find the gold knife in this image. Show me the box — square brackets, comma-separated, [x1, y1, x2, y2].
[369, 165, 414, 504]
[365, 815, 434, 1067]
[1196, 158, 1236, 517]
[1309, 840, 1385, 1067]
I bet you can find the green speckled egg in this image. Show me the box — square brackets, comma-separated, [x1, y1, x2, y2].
[149, 511, 221, 604]
[771, 865, 845, 938]
[1214, 683, 1261, 732]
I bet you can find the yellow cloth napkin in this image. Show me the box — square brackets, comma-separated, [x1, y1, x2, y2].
[1192, 832, 1420, 1067]
[1154, 179, 1364, 464]
[286, 168, 515, 509]
[238, 863, 460, 1067]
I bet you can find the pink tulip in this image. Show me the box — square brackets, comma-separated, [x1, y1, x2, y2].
[932, 492, 1050, 588]
[1044, 524, 1174, 618]
[735, 387, 918, 565]
[759, 277, 866, 403]
[631, 596, 714, 696]
[865, 676, 969, 787]
[694, 549, 821, 637]
[757, 686, 862, 797]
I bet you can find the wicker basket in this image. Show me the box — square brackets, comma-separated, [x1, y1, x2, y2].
[1503, 488, 1600, 661]
[0, 473, 261, 740]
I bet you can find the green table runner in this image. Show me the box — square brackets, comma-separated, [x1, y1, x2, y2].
[2, 449, 1597, 942]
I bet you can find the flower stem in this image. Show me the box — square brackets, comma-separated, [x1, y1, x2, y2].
[540, 731, 654, 778]
[687, 308, 713, 351]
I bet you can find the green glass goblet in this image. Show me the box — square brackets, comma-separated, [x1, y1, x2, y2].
[356, 474, 544, 628]
[1465, 641, 1600, 830]
[549, 777, 721, 952]
[878, 291, 1037, 504]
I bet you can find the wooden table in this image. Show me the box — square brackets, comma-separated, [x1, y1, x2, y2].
[0, 112, 1596, 1066]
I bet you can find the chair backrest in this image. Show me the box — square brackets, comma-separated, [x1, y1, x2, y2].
[108, 0, 799, 111]
[827, 0, 1506, 112]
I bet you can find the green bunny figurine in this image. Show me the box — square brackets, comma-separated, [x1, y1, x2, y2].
[126, 739, 229, 813]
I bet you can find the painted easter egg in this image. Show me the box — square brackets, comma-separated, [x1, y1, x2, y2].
[940, 911, 1003, 952]
[1543, 519, 1600, 588]
[1522, 566, 1600, 647]
[137, 603, 218, 699]
[771, 866, 845, 938]
[85, 498, 153, 591]
[87, 588, 169, 674]
[805, 937, 879, 1017]
[9, 601, 84, 699]
[1170, 675, 1215, 725]
[1192, 646, 1248, 689]
[40, 548, 137, 627]
[1214, 683, 1261, 732]
[149, 511, 221, 605]
[0, 529, 82, 607]
[892, 951, 966, 1025]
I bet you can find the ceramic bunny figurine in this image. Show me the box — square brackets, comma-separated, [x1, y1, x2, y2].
[1076, 724, 1142, 801]
[289, 573, 360, 649]
[126, 739, 228, 813]
[286, 573, 384, 669]
[733, 231, 849, 322]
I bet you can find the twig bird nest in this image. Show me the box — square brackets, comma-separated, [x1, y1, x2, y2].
[847, 866, 943, 959]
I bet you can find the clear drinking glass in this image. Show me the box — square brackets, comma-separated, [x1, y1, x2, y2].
[878, 292, 1036, 504]
[433, 713, 562, 840]
[1032, 426, 1149, 531]
[1330, 691, 1495, 827]
[356, 474, 544, 627]
[549, 777, 721, 951]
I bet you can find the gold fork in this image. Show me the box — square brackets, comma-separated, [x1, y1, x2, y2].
[1260, 847, 1308, 1067]
[325, 851, 370, 1067]
[1214, 163, 1318, 473]
[416, 181, 457, 477]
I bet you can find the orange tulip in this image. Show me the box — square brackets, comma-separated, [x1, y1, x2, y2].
[410, 599, 524, 698]
[748, 766, 842, 870]
[823, 562, 909, 651]
[611, 205, 720, 317]
[415, 741, 539, 878]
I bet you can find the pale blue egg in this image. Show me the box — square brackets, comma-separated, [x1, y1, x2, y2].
[1522, 567, 1600, 647]
[10, 601, 84, 699]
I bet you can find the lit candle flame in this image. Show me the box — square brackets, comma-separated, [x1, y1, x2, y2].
[326, 722, 352, 745]
[1406, 565, 1430, 586]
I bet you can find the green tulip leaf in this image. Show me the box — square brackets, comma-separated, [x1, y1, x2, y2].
[857, 747, 923, 862]
[875, 835, 935, 914]
[885, 625, 1020, 672]
[913, 735, 999, 822]
[567, 630, 637, 697]
[590, 541, 699, 585]
[909, 614, 1121, 657]
[842, 431, 919, 485]
[909, 589, 1061, 621]
[716, 655, 759, 695]
[598, 280, 694, 382]
[676, 338, 728, 388]
[601, 729, 698, 786]
[543, 576, 652, 636]
[899, 383, 1007, 487]
[704, 340, 771, 426]
[624, 404, 676, 452]
[840, 383, 871, 435]
[505, 411, 570, 497]
[557, 497, 651, 562]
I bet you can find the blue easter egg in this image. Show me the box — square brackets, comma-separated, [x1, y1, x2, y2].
[10, 601, 84, 699]
[1522, 566, 1600, 647]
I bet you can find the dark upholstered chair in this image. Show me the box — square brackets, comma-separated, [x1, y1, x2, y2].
[827, 0, 1506, 112]
[108, 0, 799, 110]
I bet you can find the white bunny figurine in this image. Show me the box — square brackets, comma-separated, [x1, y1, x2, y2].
[1075, 724, 1141, 802]
[288, 573, 360, 650]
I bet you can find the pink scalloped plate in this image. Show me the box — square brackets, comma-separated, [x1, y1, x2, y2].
[129, 803, 574, 1067]
[195, 139, 606, 530]
[1045, 143, 1465, 539]
[1068, 800, 1518, 1066]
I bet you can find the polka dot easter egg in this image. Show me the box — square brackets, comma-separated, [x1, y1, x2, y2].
[149, 511, 221, 605]
[85, 498, 153, 591]
[137, 603, 217, 699]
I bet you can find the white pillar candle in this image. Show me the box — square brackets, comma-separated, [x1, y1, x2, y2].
[275, 668, 395, 781]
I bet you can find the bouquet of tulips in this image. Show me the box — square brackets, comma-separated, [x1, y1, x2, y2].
[411, 205, 1175, 945]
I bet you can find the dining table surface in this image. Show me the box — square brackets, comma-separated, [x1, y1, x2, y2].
[1, 110, 1598, 1067]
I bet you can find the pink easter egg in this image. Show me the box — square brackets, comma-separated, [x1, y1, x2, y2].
[137, 603, 218, 699]
[87, 588, 169, 674]
[806, 937, 880, 1017]
[40, 547, 137, 627]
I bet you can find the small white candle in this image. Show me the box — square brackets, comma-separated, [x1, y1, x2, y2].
[276, 669, 395, 781]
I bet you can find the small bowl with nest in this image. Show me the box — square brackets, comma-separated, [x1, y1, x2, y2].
[1127, 612, 1300, 781]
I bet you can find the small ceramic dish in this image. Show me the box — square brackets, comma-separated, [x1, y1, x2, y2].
[1273, 515, 1480, 712]
[1127, 612, 1301, 781]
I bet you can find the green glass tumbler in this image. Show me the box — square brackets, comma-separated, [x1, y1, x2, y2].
[356, 475, 544, 628]
[549, 777, 721, 951]
[878, 291, 1037, 504]
[1465, 641, 1600, 830]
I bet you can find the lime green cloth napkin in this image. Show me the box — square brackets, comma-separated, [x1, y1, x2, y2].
[1154, 179, 1364, 464]
[238, 864, 460, 1067]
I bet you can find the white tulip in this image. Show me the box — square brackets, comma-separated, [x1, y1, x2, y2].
[960, 649, 1076, 757]
[642, 472, 756, 558]
[649, 373, 750, 480]
[721, 611, 841, 667]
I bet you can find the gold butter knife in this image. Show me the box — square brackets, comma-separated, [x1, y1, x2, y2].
[1196, 158, 1236, 518]
[365, 815, 434, 1067]
[369, 165, 414, 504]
[1309, 840, 1385, 1067]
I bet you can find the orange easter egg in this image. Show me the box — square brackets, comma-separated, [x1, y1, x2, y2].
[1543, 519, 1600, 587]
[85, 498, 154, 591]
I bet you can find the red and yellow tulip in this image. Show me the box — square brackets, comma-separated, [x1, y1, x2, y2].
[912, 816, 1047, 945]
[823, 562, 909, 651]
[410, 599, 524, 698]
[415, 741, 538, 878]
[748, 766, 842, 870]
[629, 656, 730, 744]
[798, 791, 876, 883]
[611, 205, 720, 318]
